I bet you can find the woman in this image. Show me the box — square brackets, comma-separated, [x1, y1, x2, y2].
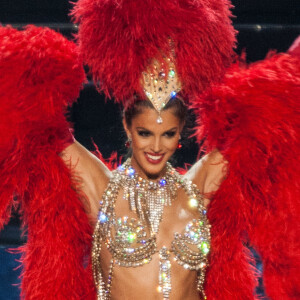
[0, 0, 299, 299]
[65, 1, 235, 297]
[61, 97, 226, 299]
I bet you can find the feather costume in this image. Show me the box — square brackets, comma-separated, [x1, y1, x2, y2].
[1, 6, 300, 300]
[192, 53, 300, 299]
[0, 25, 95, 299]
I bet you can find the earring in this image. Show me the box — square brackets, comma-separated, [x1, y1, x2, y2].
[177, 141, 182, 149]
[125, 138, 132, 148]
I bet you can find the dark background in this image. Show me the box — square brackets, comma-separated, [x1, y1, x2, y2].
[0, 1, 299, 299]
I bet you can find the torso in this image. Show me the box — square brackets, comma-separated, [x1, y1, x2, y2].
[93, 162, 210, 299]
[61, 142, 227, 300]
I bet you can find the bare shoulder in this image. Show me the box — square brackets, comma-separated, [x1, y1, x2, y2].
[59, 141, 111, 224]
[184, 149, 228, 204]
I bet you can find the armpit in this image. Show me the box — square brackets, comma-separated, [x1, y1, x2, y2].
[59, 141, 111, 224]
[203, 149, 228, 196]
[184, 149, 228, 202]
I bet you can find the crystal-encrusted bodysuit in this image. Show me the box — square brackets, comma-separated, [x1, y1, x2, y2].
[92, 162, 211, 300]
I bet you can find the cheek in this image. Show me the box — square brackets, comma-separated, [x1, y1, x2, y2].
[164, 138, 179, 151]
[161, 135, 181, 155]
[130, 134, 180, 152]
[131, 136, 149, 150]
[165, 132, 181, 149]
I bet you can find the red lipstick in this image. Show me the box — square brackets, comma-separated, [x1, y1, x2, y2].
[144, 152, 164, 164]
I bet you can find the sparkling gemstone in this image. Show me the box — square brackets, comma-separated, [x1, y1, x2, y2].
[158, 72, 166, 79]
[117, 165, 125, 171]
[126, 248, 134, 253]
[125, 167, 135, 177]
[203, 210, 207, 215]
[188, 198, 198, 208]
[129, 168, 135, 176]
[146, 91, 153, 100]
[98, 212, 108, 223]
[201, 242, 209, 254]
[169, 70, 175, 78]
[159, 179, 167, 186]
[157, 116, 163, 124]
[127, 232, 137, 243]
[170, 91, 177, 98]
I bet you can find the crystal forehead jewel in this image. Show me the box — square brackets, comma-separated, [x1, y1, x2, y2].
[142, 56, 181, 124]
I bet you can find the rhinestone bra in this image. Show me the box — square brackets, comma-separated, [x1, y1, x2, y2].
[92, 162, 211, 299]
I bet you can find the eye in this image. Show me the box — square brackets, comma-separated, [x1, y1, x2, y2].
[163, 131, 177, 138]
[137, 130, 151, 137]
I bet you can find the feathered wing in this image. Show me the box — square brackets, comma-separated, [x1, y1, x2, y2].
[192, 53, 300, 299]
[0, 25, 95, 299]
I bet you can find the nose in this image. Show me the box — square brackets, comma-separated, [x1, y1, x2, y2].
[151, 136, 162, 153]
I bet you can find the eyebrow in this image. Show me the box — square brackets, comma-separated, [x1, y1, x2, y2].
[136, 127, 178, 133]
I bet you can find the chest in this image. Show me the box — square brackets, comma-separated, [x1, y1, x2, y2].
[92, 166, 210, 299]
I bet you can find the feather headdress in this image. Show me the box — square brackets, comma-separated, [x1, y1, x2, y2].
[72, 0, 236, 105]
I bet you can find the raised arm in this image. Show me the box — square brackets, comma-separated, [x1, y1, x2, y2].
[185, 149, 228, 207]
[60, 141, 111, 225]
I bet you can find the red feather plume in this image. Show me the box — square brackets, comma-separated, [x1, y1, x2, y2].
[71, 0, 236, 103]
[0, 24, 85, 228]
[192, 53, 300, 299]
[0, 25, 85, 154]
[0, 25, 95, 299]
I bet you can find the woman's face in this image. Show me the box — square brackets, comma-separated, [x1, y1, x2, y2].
[123, 107, 182, 180]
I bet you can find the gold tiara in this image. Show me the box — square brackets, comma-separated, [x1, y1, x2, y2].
[142, 56, 181, 123]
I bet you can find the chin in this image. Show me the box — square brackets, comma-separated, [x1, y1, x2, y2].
[133, 154, 171, 179]
[142, 157, 171, 179]
[144, 165, 165, 178]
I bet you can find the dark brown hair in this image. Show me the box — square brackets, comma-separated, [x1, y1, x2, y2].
[123, 96, 187, 127]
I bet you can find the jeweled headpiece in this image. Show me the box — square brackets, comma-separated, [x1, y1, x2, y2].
[142, 54, 181, 123]
[72, 0, 236, 108]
